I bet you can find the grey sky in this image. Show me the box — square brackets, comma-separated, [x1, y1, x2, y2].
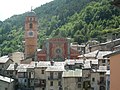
[0, 0, 53, 21]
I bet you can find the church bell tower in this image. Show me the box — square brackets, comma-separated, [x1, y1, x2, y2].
[24, 10, 38, 58]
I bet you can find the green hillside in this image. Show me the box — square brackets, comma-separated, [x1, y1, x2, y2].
[0, 0, 120, 55]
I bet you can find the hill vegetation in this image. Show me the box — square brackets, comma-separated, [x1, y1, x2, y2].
[0, 0, 120, 55]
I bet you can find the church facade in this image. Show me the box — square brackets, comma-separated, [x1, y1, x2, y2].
[23, 10, 79, 63]
[37, 38, 80, 61]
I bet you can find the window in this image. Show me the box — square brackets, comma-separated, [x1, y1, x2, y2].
[59, 86, 62, 90]
[29, 18, 32, 21]
[50, 81, 53, 86]
[15, 71, 17, 75]
[107, 65, 110, 70]
[24, 79, 26, 82]
[79, 65, 82, 69]
[102, 60, 105, 63]
[92, 78, 95, 82]
[58, 72, 62, 79]
[41, 70, 44, 74]
[9, 71, 13, 74]
[100, 72, 104, 75]
[28, 72, 31, 78]
[100, 86, 105, 90]
[100, 77, 104, 81]
[103, 64, 105, 66]
[5, 88, 8, 90]
[42, 88, 45, 90]
[29, 23, 33, 29]
[108, 60, 110, 65]
[78, 77, 82, 82]
[78, 84, 81, 88]
[50, 72, 53, 79]
[58, 81, 61, 86]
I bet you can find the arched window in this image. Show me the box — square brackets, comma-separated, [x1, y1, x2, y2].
[29, 17, 32, 21]
[29, 23, 33, 29]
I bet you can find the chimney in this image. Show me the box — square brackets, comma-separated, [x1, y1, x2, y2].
[50, 60, 54, 66]
[35, 62, 37, 67]
[14, 63, 18, 70]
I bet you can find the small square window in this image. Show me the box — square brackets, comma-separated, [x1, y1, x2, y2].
[92, 78, 95, 82]
[41, 70, 44, 74]
[78, 84, 81, 88]
[78, 77, 82, 82]
[100, 72, 104, 75]
[58, 81, 61, 86]
[102, 60, 105, 63]
[50, 81, 53, 86]
[50, 72, 53, 79]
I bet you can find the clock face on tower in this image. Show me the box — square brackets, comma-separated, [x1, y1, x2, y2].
[27, 31, 34, 37]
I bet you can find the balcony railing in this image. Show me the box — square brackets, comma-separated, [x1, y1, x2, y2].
[83, 77, 91, 81]
[98, 81, 106, 86]
[48, 76, 59, 80]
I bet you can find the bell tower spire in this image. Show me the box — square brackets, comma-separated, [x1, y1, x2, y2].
[31, 6, 33, 11]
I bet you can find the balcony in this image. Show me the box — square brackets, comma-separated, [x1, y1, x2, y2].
[98, 81, 106, 86]
[34, 80, 46, 87]
[48, 76, 59, 80]
[83, 77, 91, 81]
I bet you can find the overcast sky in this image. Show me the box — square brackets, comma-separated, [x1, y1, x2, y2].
[0, 0, 53, 21]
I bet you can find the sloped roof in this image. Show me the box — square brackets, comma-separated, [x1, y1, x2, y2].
[78, 50, 99, 58]
[97, 66, 107, 72]
[0, 75, 14, 83]
[97, 51, 112, 59]
[46, 66, 65, 72]
[28, 61, 65, 68]
[78, 50, 112, 59]
[16, 64, 29, 72]
[0, 56, 10, 63]
[7, 64, 15, 70]
[62, 69, 82, 77]
[104, 50, 120, 58]
[65, 59, 83, 65]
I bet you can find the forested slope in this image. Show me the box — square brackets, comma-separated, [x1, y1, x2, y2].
[0, 0, 120, 55]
